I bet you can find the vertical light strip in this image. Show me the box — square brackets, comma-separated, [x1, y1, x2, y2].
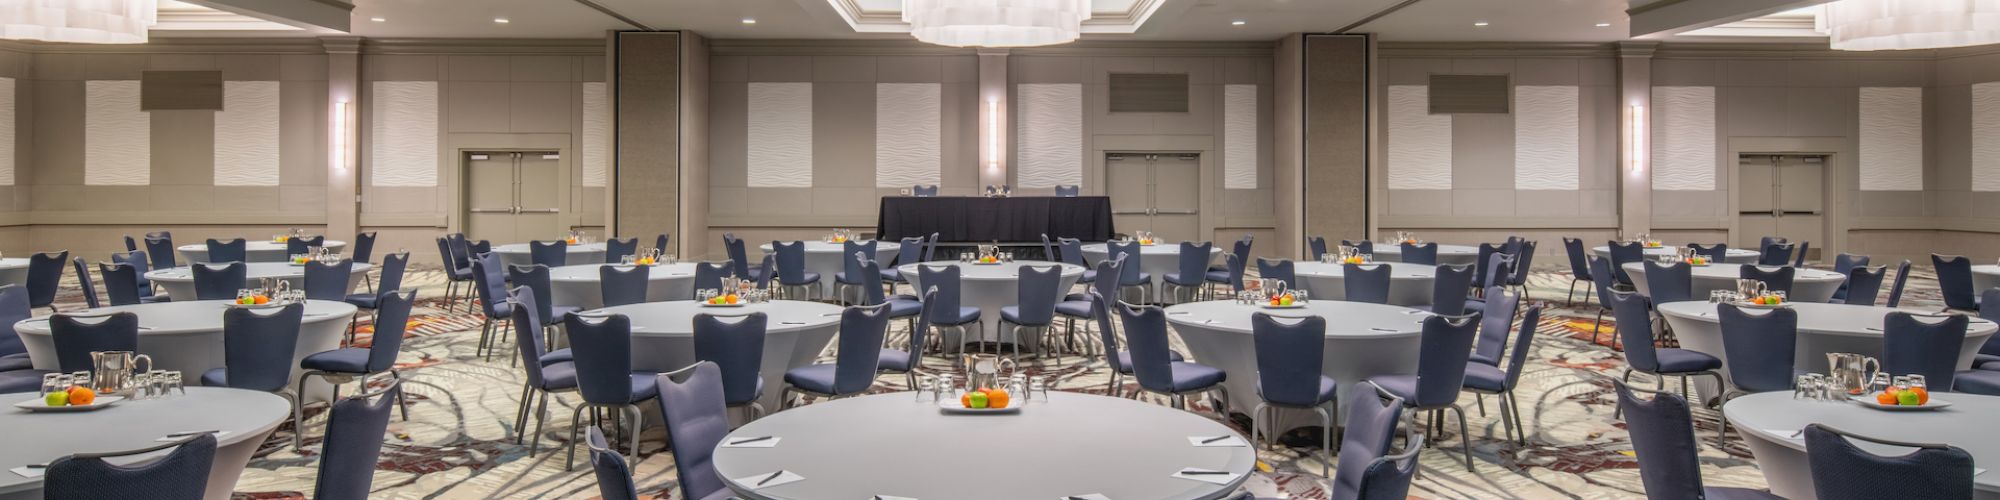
[1629, 104, 1646, 177]
[331, 99, 351, 173]
[987, 98, 999, 172]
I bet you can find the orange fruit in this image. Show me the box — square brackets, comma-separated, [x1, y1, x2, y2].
[1876, 391, 1898, 405]
[254, 295, 270, 305]
[67, 386, 96, 406]
[960, 392, 973, 407]
[986, 389, 1010, 408]
[725, 294, 740, 304]
[1911, 387, 1930, 405]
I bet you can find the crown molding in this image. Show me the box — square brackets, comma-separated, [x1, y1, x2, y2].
[1651, 42, 1939, 60]
[359, 38, 606, 55]
[710, 38, 974, 56]
[830, 0, 1167, 35]
[1008, 40, 1275, 57]
[1377, 42, 1616, 58]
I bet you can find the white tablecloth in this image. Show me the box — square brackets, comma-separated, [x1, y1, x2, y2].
[0, 258, 26, 289]
[547, 263, 698, 310]
[0, 388, 291, 500]
[1623, 262, 1847, 303]
[898, 261, 1085, 350]
[586, 300, 843, 411]
[145, 262, 372, 301]
[1164, 300, 1427, 429]
[177, 240, 348, 264]
[1724, 391, 2000, 500]
[1078, 243, 1221, 301]
[12, 300, 358, 402]
[1293, 261, 1438, 306]
[1658, 301, 1996, 401]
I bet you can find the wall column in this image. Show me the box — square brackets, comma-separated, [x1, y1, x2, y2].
[977, 49, 1009, 189]
[323, 37, 360, 243]
[609, 31, 685, 250]
[1618, 41, 1657, 238]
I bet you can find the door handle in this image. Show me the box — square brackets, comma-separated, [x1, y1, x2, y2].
[518, 208, 560, 214]
[469, 208, 512, 214]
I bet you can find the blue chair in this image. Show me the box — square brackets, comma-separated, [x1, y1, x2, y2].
[1466, 252, 1514, 314]
[509, 264, 584, 361]
[722, 233, 764, 282]
[1616, 381, 1782, 500]
[880, 287, 937, 387]
[43, 433, 216, 500]
[912, 184, 939, 196]
[1717, 304, 1798, 395]
[201, 304, 303, 409]
[753, 253, 776, 290]
[658, 361, 734, 500]
[1829, 253, 1870, 301]
[191, 262, 246, 301]
[832, 240, 879, 305]
[313, 381, 400, 500]
[1561, 237, 1596, 306]
[918, 265, 981, 355]
[882, 236, 928, 292]
[769, 241, 821, 300]
[1115, 301, 1228, 416]
[1256, 258, 1296, 289]
[530, 240, 569, 268]
[1687, 243, 1728, 262]
[1504, 239, 1537, 296]
[1830, 265, 1886, 306]
[1363, 312, 1480, 470]
[1882, 312, 1968, 389]
[563, 312, 661, 470]
[110, 251, 164, 303]
[1420, 263, 1476, 315]
[1586, 255, 1625, 348]
[25, 251, 66, 312]
[693, 311, 768, 420]
[436, 236, 474, 313]
[1976, 288, 2000, 370]
[1793, 241, 1812, 267]
[1934, 254, 1981, 312]
[599, 264, 649, 307]
[781, 303, 891, 409]
[1759, 236, 1787, 252]
[1308, 236, 1329, 261]
[350, 231, 377, 264]
[1464, 305, 1541, 445]
[1340, 238, 1375, 256]
[1342, 263, 1392, 304]
[0, 285, 34, 372]
[1107, 241, 1151, 303]
[1805, 424, 1974, 500]
[923, 232, 941, 262]
[1054, 184, 1080, 197]
[49, 312, 140, 374]
[1467, 244, 1499, 293]
[602, 238, 638, 264]
[1056, 237, 1096, 288]
[1887, 259, 1914, 307]
[205, 238, 247, 263]
[468, 253, 515, 360]
[584, 426, 639, 500]
[1000, 265, 1062, 359]
[1249, 312, 1337, 476]
[70, 257, 99, 309]
[1055, 257, 1126, 361]
[303, 258, 354, 301]
[298, 290, 417, 449]
[1759, 242, 1795, 266]
[1739, 265, 1796, 295]
[1206, 239, 1252, 297]
[1398, 242, 1439, 266]
[144, 234, 178, 270]
[1606, 241, 1644, 287]
[691, 260, 731, 297]
[654, 234, 671, 256]
[1161, 241, 1214, 304]
[285, 235, 326, 256]
[1333, 392, 1411, 500]
[1643, 260, 1694, 306]
[343, 253, 408, 345]
[1609, 290, 1724, 433]
[1468, 286, 1520, 366]
[507, 287, 578, 456]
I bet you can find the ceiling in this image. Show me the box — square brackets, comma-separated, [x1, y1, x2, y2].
[153, 0, 1826, 44]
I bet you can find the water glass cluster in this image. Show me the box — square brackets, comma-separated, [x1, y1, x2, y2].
[914, 372, 1049, 403]
[824, 229, 854, 243]
[619, 247, 673, 266]
[1392, 231, 1421, 244]
[40, 370, 183, 400]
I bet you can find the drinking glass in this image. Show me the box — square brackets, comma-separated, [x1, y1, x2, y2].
[1293, 289, 1310, 304]
[1793, 374, 1816, 399]
[1028, 375, 1050, 401]
[165, 372, 184, 395]
[70, 371, 91, 389]
[915, 376, 936, 402]
[40, 373, 61, 396]
[1907, 374, 1927, 394]
[621, 255, 636, 265]
[127, 373, 153, 400]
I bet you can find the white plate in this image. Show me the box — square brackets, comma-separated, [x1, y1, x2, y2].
[1258, 303, 1306, 309]
[969, 261, 1004, 266]
[15, 396, 124, 413]
[1850, 394, 1954, 411]
[700, 302, 746, 308]
[937, 396, 1022, 414]
[1730, 301, 1789, 309]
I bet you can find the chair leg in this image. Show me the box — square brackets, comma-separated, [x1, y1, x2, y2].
[623, 404, 641, 459]
[1250, 403, 1267, 451]
[565, 404, 588, 471]
[1317, 404, 1334, 477]
[1565, 280, 1577, 306]
[530, 391, 550, 456]
[292, 373, 312, 451]
[514, 384, 533, 444]
[1449, 404, 1475, 471]
[1508, 390, 1527, 445]
[389, 370, 412, 420]
[1476, 394, 1487, 417]
[1615, 368, 1633, 419]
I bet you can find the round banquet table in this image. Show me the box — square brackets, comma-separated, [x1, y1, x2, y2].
[1293, 261, 1437, 306]
[1165, 300, 1426, 429]
[1658, 302, 1996, 402]
[176, 239, 348, 264]
[492, 242, 608, 268]
[1369, 243, 1480, 266]
[758, 241, 902, 300]
[12, 300, 357, 402]
[898, 261, 1085, 351]
[1078, 243, 1222, 301]
[712, 392, 1254, 500]
[547, 263, 698, 310]
[145, 262, 372, 301]
[0, 388, 290, 500]
[1592, 245, 1760, 265]
[1624, 262, 1847, 303]
[1972, 264, 2000, 296]
[586, 300, 842, 412]
[0, 258, 25, 289]
[1723, 391, 2000, 500]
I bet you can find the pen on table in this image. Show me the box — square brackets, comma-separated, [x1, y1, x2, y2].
[757, 470, 784, 486]
[730, 436, 774, 445]
[1199, 435, 1230, 444]
[24, 463, 46, 469]
[1182, 470, 1230, 475]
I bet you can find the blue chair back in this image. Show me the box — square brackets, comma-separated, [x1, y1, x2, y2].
[192, 262, 247, 301]
[692, 261, 731, 296]
[1014, 265, 1061, 325]
[771, 241, 811, 285]
[1642, 261, 1694, 305]
[1341, 239, 1375, 256]
[1587, 255, 1620, 305]
[692, 312, 767, 406]
[1257, 258, 1296, 289]
[754, 254, 776, 289]
[1804, 424, 1974, 500]
[435, 236, 464, 278]
[1399, 242, 1439, 266]
[469, 253, 511, 319]
[1171, 242, 1212, 285]
[1739, 265, 1796, 294]
[1984, 289, 2000, 356]
[1760, 243, 1795, 266]
[912, 185, 938, 197]
[71, 257, 99, 309]
[1054, 184, 1079, 197]
[144, 236, 178, 270]
[314, 383, 399, 500]
[896, 237, 926, 267]
[1687, 243, 1728, 261]
[585, 426, 639, 500]
[1355, 443, 1423, 500]
[1508, 240, 1537, 287]
[530, 240, 568, 268]
[1308, 236, 1328, 261]
[221, 303, 304, 392]
[1251, 313, 1326, 406]
[918, 265, 966, 324]
[902, 288, 938, 369]
[49, 312, 140, 375]
[1331, 393, 1405, 499]
[1498, 306, 1543, 389]
[1759, 236, 1787, 251]
[1342, 263, 1392, 304]
[1219, 254, 1247, 292]
[303, 259, 354, 301]
[1227, 235, 1253, 271]
[206, 238, 247, 263]
[509, 287, 558, 387]
[1561, 237, 1592, 279]
[722, 234, 751, 278]
[1057, 238, 1088, 267]
[1607, 290, 1663, 371]
[376, 252, 410, 294]
[44, 433, 216, 500]
[1794, 241, 1812, 267]
[840, 240, 878, 284]
[599, 265, 649, 307]
[1409, 313, 1478, 408]
[832, 303, 892, 395]
[1882, 312, 1968, 388]
[0, 285, 29, 357]
[1932, 254, 1979, 311]
[286, 235, 326, 256]
[1429, 264, 1475, 316]
[1472, 244, 1502, 288]
[1477, 251, 1514, 293]
[25, 251, 66, 307]
[1607, 241, 1644, 285]
[1114, 301, 1178, 393]
[603, 238, 638, 264]
[1718, 304, 1798, 393]
[658, 362, 731, 500]
[1088, 291, 1127, 372]
[1833, 253, 1869, 279]
[350, 232, 377, 264]
[1472, 286, 1519, 364]
[358, 291, 417, 374]
[1108, 241, 1145, 286]
[1615, 381, 1710, 499]
[1887, 259, 1913, 307]
[112, 250, 154, 296]
[654, 234, 671, 255]
[1841, 265, 1886, 306]
[508, 264, 562, 326]
[565, 313, 641, 404]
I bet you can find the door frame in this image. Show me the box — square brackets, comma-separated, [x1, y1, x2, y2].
[1725, 137, 1852, 265]
[1093, 139, 1216, 242]
[442, 132, 575, 236]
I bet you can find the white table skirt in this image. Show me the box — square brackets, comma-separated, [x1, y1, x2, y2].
[13, 300, 358, 403]
[899, 261, 1085, 350]
[589, 300, 844, 411]
[0, 388, 290, 500]
[1165, 300, 1427, 431]
[177, 240, 348, 264]
[1623, 262, 1847, 303]
[1724, 391, 2000, 500]
[492, 242, 608, 268]
[758, 241, 902, 299]
[1078, 243, 1221, 301]
[547, 263, 699, 310]
[1658, 301, 1996, 402]
[1293, 261, 1438, 306]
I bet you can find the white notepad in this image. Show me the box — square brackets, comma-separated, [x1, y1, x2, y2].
[735, 470, 804, 489]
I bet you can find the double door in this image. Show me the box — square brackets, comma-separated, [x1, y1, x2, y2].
[1106, 153, 1200, 243]
[464, 151, 563, 244]
[1736, 154, 1825, 261]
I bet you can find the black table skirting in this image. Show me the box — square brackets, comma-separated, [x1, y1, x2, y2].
[876, 196, 1116, 243]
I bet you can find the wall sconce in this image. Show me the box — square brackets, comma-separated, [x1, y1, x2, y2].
[331, 99, 354, 173]
[1628, 104, 1647, 176]
[986, 97, 1000, 171]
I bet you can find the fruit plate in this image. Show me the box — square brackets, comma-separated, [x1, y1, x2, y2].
[1258, 303, 1306, 309]
[699, 302, 745, 308]
[970, 261, 1004, 266]
[227, 301, 288, 309]
[15, 396, 124, 413]
[1850, 394, 1953, 411]
[1731, 301, 1789, 309]
[937, 398, 1022, 414]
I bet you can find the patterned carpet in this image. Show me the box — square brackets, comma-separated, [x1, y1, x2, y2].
[34, 264, 1952, 499]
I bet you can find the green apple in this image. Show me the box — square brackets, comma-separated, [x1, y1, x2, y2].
[967, 391, 989, 409]
[1897, 390, 1921, 406]
[44, 391, 67, 407]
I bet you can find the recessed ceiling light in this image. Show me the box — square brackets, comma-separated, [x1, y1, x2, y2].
[493, 17, 510, 24]
[1230, 20, 1246, 26]
[741, 18, 757, 24]
[1473, 21, 1490, 27]
[370, 17, 385, 22]
[1595, 22, 1611, 27]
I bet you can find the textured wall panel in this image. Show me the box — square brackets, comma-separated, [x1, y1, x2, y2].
[581, 82, 609, 188]
[0, 77, 12, 186]
[1387, 85, 1451, 190]
[1223, 84, 1258, 189]
[875, 83, 940, 188]
[1514, 85, 1579, 190]
[85, 80, 150, 186]
[1652, 86, 1716, 191]
[1017, 83, 1084, 189]
[1858, 87, 1924, 191]
[214, 81, 281, 187]
[747, 82, 813, 188]
[1976, 82, 2000, 192]
[370, 81, 439, 187]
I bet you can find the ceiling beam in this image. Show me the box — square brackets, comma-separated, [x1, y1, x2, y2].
[1626, 0, 1832, 38]
[179, 0, 352, 32]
